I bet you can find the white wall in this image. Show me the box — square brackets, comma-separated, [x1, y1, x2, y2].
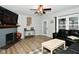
[17, 14, 42, 39]
[40, 13, 55, 38]
[17, 15, 26, 39]
[32, 15, 42, 35]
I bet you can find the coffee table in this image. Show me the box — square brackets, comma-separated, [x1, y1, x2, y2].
[41, 39, 65, 54]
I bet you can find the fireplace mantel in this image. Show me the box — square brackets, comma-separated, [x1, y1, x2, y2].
[0, 25, 20, 28]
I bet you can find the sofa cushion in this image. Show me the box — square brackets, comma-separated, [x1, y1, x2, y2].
[69, 30, 79, 36]
[57, 29, 69, 40]
[68, 36, 79, 40]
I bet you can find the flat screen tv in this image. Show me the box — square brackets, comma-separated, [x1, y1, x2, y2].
[0, 6, 18, 25]
[3, 13, 18, 25]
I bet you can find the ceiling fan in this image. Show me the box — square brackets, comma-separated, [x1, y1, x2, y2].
[30, 5, 51, 15]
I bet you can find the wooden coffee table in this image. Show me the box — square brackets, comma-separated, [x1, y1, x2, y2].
[41, 39, 65, 54]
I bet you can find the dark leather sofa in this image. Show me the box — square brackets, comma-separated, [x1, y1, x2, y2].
[56, 43, 79, 54]
[56, 29, 79, 46]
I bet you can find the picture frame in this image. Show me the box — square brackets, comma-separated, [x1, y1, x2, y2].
[27, 16, 32, 26]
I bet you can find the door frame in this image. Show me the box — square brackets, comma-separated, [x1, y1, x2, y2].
[42, 20, 48, 36]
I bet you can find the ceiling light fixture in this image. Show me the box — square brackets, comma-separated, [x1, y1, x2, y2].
[35, 5, 46, 15]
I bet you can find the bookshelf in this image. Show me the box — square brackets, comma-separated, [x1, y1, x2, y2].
[57, 14, 79, 31]
[69, 17, 78, 30]
[58, 18, 66, 29]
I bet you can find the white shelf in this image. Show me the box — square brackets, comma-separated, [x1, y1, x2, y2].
[58, 14, 79, 30]
[58, 18, 66, 30]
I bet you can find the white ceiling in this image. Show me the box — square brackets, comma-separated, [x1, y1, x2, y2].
[1, 5, 79, 15]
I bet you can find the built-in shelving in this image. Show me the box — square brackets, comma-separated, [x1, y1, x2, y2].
[69, 17, 78, 30]
[57, 14, 79, 31]
[58, 18, 66, 29]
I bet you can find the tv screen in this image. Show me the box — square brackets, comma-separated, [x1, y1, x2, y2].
[3, 13, 18, 25]
[0, 6, 18, 25]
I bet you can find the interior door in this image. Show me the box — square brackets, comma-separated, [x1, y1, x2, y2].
[42, 20, 48, 36]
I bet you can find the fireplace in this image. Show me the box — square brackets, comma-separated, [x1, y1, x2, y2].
[2, 32, 16, 49]
[0, 28, 17, 49]
[6, 33, 16, 45]
[4, 32, 21, 49]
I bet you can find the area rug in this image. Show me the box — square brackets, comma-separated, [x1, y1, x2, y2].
[28, 48, 50, 54]
[28, 47, 64, 54]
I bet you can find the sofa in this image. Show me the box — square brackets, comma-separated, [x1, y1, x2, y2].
[55, 29, 79, 46]
[56, 43, 79, 54]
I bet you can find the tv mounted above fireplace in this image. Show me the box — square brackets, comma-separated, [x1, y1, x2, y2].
[0, 6, 18, 25]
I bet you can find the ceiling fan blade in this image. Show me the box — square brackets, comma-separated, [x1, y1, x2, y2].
[43, 8, 51, 11]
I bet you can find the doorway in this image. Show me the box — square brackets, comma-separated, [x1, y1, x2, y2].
[42, 20, 48, 36]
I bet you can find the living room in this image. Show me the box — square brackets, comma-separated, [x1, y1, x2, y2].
[1, 1, 79, 59]
[0, 5, 79, 54]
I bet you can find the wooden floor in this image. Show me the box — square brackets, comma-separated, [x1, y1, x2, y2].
[0, 35, 52, 54]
